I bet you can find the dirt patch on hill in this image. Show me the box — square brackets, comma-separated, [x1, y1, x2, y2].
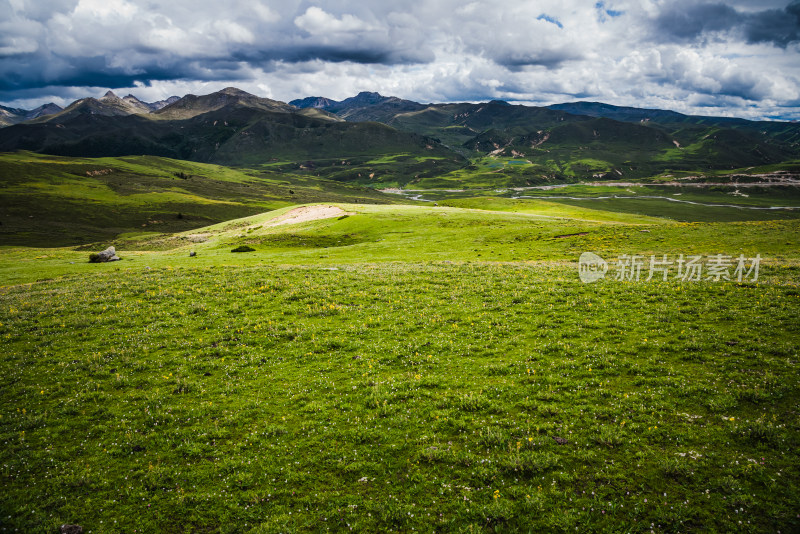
[265, 205, 352, 227]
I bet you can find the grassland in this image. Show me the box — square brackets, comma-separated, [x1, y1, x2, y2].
[2, 261, 799, 533]
[1, 149, 800, 532]
[2, 195, 800, 533]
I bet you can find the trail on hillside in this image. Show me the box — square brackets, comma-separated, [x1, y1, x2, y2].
[265, 205, 352, 227]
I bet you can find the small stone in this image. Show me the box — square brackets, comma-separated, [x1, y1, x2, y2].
[61, 525, 83, 534]
[553, 436, 568, 445]
[189, 251, 197, 257]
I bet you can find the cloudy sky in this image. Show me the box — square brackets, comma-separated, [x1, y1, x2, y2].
[2, 0, 799, 120]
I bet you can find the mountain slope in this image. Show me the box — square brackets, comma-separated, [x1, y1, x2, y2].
[0, 151, 407, 247]
[291, 91, 425, 122]
[3, 87, 799, 186]
[28, 91, 149, 123]
[154, 87, 297, 120]
[550, 101, 800, 146]
[292, 92, 800, 178]
[0, 100, 460, 173]
[0, 103, 63, 126]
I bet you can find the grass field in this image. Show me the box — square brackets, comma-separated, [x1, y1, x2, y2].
[2, 260, 799, 533]
[1, 152, 799, 533]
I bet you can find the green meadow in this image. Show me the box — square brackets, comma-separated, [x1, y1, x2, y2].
[1, 152, 800, 533]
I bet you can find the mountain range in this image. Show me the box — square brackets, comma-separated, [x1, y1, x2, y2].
[0, 103, 63, 127]
[1, 87, 798, 184]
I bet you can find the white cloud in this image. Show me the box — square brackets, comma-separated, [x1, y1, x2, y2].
[74, 0, 137, 21]
[250, 3, 280, 23]
[0, 0, 798, 120]
[294, 7, 377, 35]
[208, 20, 255, 44]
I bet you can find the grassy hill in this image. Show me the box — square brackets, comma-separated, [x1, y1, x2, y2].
[0, 152, 406, 247]
[3, 151, 798, 249]
[1, 200, 799, 532]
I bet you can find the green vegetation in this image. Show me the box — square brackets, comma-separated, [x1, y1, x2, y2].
[0, 152, 405, 247]
[1, 143, 799, 532]
[2, 258, 799, 532]
[4, 87, 799, 187]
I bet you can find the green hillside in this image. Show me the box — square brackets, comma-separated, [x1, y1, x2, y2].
[3, 89, 800, 189]
[550, 101, 800, 146]
[0, 152, 405, 247]
[0, 103, 462, 178]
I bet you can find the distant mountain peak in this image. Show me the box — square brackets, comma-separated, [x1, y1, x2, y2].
[218, 87, 252, 97]
[153, 87, 293, 119]
[26, 103, 62, 120]
[101, 90, 119, 100]
[289, 96, 336, 109]
[290, 91, 426, 122]
[347, 92, 387, 104]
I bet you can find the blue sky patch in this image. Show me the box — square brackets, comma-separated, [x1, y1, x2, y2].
[595, 1, 624, 18]
[537, 14, 564, 29]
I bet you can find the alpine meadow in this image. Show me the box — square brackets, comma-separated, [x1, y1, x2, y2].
[2, 2, 800, 532]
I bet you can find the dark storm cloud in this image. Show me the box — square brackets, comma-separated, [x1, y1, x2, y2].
[237, 47, 392, 65]
[655, 1, 800, 47]
[0, 51, 252, 93]
[0, 0, 435, 101]
[744, 1, 800, 46]
[494, 49, 583, 69]
[654, 3, 741, 40]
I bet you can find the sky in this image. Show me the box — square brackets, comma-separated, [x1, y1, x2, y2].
[1, 0, 799, 120]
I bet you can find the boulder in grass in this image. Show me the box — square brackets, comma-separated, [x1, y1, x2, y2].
[89, 246, 120, 263]
[61, 525, 83, 534]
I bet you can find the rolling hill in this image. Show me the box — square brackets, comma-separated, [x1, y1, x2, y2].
[2, 88, 800, 186]
[0, 89, 461, 176]
[0, 151, 407, 247]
